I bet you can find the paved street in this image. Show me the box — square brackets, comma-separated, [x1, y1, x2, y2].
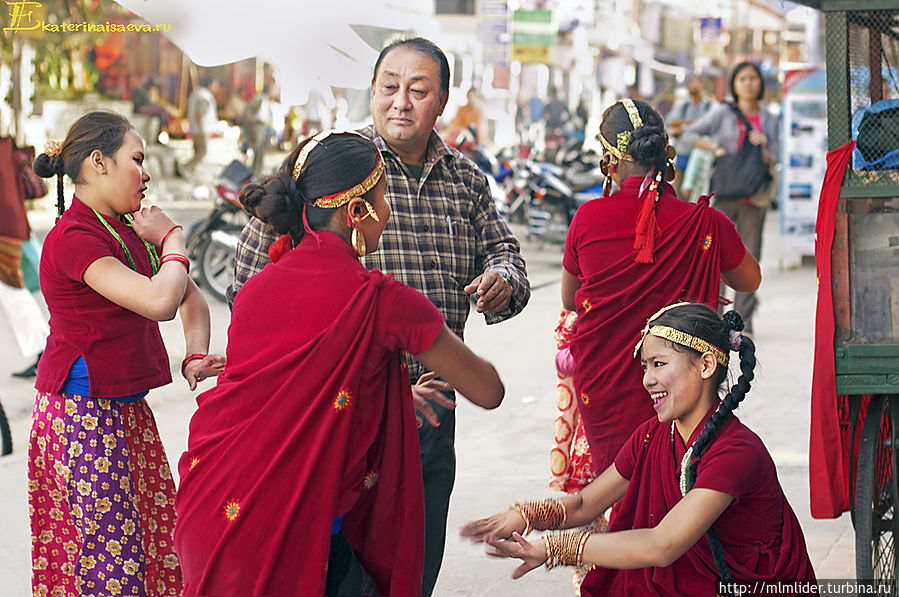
[0, 145, 854, 594]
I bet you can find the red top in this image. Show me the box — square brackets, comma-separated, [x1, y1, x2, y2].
[581, 410, 816, 595]
[35, 196, 170, 397]
[175, 231, 443, 596]
[563, 178, 746, 474]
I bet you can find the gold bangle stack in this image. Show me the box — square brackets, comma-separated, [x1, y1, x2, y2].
[542, 531, 590, 570]
[512, 498, 567, 535]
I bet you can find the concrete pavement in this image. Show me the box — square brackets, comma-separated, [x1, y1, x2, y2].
[0, 153, 854, 594]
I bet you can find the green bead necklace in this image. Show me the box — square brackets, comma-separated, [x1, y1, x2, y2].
[91, 208, 160, 274]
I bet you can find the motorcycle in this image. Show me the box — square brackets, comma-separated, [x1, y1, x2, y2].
[186, 160, 253, 302]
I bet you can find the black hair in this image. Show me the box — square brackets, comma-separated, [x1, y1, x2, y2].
[648, 303, 757, 587]
[239, 132, 381, 245]
[32, 111, 133, 218]
[373, 37, 450, 94]
[729, 61, 765, 101]
[599, 99, 668, 176]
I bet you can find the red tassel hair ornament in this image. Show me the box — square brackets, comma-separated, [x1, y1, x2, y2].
[633, 169, 663, 263]
[268, 234, 294, 263]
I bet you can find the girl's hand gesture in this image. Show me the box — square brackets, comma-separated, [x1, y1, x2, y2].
[460, 508, 527, 544]
[183, 354, 226, 390]
[131, 206, 179, 246]
[486, 532, 548, 580]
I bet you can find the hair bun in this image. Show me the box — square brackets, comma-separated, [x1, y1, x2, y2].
[238, 182, 266, 218]
[33, 153, 62, 178]
[722, 310, 745, 333]
[627, 125, 666, 165]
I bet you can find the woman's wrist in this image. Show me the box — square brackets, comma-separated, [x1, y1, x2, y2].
[181, 352, 206, 377]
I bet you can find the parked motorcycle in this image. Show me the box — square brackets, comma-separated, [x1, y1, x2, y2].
[186, 160, 252, 302]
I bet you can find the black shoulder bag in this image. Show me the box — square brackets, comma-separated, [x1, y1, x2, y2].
[709, 104, 768, 201]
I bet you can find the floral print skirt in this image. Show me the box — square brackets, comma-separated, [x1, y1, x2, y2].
[28, 392, 181, 596]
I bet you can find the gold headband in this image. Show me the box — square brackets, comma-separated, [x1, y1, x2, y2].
[632, 302, 729, 367]
[599, 99, 643, 162]
[290, 130, 385, 217]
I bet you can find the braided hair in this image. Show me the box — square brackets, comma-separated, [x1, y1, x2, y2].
[32, 111, 133, 219]
[648, 303, 757, 587]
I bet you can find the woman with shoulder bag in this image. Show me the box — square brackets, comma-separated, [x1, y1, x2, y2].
[681, 62, 779, 336]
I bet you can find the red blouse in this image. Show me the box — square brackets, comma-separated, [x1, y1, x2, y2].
[562, 178, 746, 474]
[35, 196, 170, 397]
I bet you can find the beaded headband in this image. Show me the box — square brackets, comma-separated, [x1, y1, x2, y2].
[45, 140, 62, 157]
[290, 130, 385, 215]
[599, 98, 645, 162]
[632, 302, 729, 367]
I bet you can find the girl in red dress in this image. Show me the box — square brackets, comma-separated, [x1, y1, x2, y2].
[174, 131, 505, 596]
[463, 303, 815, 596]
[29, 111, 223, 597]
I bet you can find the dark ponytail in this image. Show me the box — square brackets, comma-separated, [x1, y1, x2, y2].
[648, 305, 757, 589]
[33, 111, 133, 219]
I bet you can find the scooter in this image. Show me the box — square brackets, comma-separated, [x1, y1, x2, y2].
[186, 160, 253, 302]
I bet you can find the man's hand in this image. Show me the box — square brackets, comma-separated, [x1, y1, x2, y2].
[464, 271, 512, 314]
[412, 372, 455, 427]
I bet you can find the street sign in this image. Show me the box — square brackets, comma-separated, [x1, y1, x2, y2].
[512, 8, 556, 65]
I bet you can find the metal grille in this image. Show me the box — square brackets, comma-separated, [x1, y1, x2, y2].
[844, 9, 899, 184]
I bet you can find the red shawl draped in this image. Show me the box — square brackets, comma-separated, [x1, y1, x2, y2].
[175, 236, 434, 596]
[564, 179, 745, 473]
[582, 416, 816, 596]
[809, 141, 856, 518]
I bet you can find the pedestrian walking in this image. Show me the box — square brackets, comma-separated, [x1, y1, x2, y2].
[463, 303, 816, 595]
[681, 62, 779, 335]
[28, 112, 223, 597]
[227, 37, 530, 596]
[174, 131, 504, 596]
[181, 77, 222, 175]
[561, 98, 760, 479]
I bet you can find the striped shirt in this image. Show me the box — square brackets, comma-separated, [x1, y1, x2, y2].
[227, 125, 530, 382]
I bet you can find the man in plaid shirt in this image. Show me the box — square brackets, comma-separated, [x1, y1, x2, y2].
[226, 38, 529, 595]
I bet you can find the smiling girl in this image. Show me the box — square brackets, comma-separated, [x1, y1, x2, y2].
[462, 303, 815, 595]
[28, 111, 223, 596]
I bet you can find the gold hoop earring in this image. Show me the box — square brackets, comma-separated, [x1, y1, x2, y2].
[351, 225, 366, 257]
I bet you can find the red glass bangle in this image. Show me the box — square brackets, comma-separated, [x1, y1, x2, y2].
[161, 225, 183, 247]
[181, 353, 207, 377]
[160, 253, 190, 273]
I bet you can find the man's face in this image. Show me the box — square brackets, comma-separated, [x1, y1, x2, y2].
[370, 47, 448, 158]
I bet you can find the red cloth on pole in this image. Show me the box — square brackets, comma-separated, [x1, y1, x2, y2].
[809, 141, 856, 519]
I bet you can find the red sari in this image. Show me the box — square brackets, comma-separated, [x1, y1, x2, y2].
[563, 179, 746, 473]
[174, 232, 443, 596]
[582, 411, 816, 596]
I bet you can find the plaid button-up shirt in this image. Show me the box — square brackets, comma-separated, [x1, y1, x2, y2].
[227, 125, 530, 382]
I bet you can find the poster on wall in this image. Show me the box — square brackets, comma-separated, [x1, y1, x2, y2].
[780, 68, 827, 257]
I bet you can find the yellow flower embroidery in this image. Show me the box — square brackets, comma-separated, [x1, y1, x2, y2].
[163, 554, 179, 569]
[701, 234, 712, 252]
[63, 540, 78, 554]
[34, 556, 48, 570]
[95, 457, 110, 473]
[121, 519, 136, 535]
[81, 414, 98, 430]
[363, 471, 380, 490]
[189, 457, 200, 470]
[123, 559, 139, 575]
[581, 299, 593, 313]
[64, 399, 76, 415]
[96, 498, 112, 514]
[105, 578, 122, 595]
[107, 540, 122, 556]
[580, 392, 591, 405]
[80, 555, 96, 570]
[224, 499, 241, 522]
[333, 390, 352, 413]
